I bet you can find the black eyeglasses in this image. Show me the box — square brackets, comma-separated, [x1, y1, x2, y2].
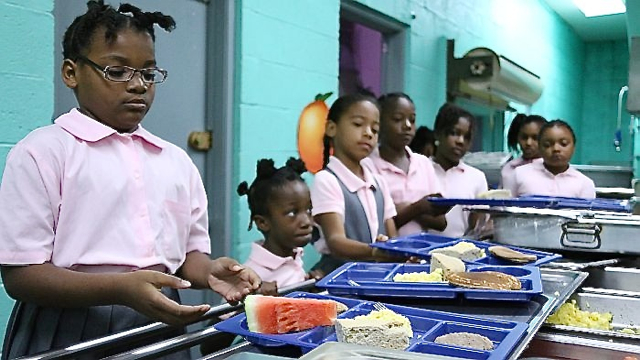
[76, 55, 168, 84]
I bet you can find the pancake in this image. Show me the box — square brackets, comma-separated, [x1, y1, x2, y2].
[488, 245, 537, 263]
[447, 271, 522, 290]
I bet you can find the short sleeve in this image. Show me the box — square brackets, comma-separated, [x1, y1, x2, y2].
[310, 170, 345, 217]
[504, 167, 520, 197]
[0, 142, 59, 264]
[580, 176, 597, 199]
[375, 174, 398, 221]
[186, 161, 212, 254]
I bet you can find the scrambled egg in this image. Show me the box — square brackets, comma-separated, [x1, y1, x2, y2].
[546, 300, 613, 330]
[355, 309, 413, 334]
[620, 328, 640, 335]
[450, 242, 487, 257]
[393, 268, 445, 282]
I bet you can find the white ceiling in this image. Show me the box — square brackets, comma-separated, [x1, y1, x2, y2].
[541, 0, 628, 41]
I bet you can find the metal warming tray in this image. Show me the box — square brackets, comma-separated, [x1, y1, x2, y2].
[479, 206, 640, 254]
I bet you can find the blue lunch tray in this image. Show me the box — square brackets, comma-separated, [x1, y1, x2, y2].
[370, 233, 561, 266]
[213, 291, 529, 360]
[316, 263, 543, 302]
[426, 195, 630, 212]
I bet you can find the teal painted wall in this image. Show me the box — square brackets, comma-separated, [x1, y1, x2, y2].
[580, 40, 631, 166]
[0, 0, 55, 343]
[231, 0, 589, 263]
[232, 0, 340, 266]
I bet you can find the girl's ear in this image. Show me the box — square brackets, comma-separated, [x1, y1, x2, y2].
[61, 59, 79, 89]
[253, 215, 270, 233]
[325, 119, 337, 137]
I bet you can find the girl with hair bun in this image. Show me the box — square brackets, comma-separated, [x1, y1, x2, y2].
[237, 157, 315, 289]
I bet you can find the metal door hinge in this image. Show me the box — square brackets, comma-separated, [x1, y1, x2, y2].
[188, 131, 212, 151]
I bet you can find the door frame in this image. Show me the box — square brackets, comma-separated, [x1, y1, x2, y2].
[340, 0, 407, 94]
[205, 0, 235, 284]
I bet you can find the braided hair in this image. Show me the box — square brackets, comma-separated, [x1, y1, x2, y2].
[63, 0, 176, 60]
[322, 94, 380, 168]
[237, 158, 308, 231]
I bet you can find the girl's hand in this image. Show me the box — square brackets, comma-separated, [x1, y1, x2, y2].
[306, 269, 325, 281]
[206, 257, 261, 303]
[371, 247, 407, 263]
[119, 270, 210, 326]
[257, 281, 278, 296]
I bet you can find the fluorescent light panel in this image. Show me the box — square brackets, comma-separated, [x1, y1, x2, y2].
[573, 0, 626, 17]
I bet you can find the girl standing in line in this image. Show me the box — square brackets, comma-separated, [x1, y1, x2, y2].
[507, 120, 595, 198]
[429, 103, 489, 238]
[310, 94, 401, 275]
[409, 125, 436, 157]
[201, 158, 314, 355]
[368, 93, 448, 236]
[501, 113, 547, 190]
[0, 2, 259, 357]
[238, 158, 314, 290]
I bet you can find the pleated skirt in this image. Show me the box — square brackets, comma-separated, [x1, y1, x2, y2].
[2, 288, 190, 359]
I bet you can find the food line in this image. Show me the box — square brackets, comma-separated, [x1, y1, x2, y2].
[15, 199, 640, 359]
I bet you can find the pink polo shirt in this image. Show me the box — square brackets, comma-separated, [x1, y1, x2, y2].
[501, 157, 542, 190]
[0, 109, 211, 274]
[429, 159, 488, 238]
[368, 146, 443, 236]
[507, 161, 596, 198]
[311, 156, 396, 253]
[243, 241, 305, 288]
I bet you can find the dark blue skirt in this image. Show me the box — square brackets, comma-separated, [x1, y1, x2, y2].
[2, 288, 189, 359]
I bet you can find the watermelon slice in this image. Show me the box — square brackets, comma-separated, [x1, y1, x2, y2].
[244, 295, 340, 334]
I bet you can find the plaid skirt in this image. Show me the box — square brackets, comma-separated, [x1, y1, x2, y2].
[2, 287, 189, 359]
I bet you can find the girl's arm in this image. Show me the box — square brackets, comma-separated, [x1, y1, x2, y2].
[394, 200, 448, 231]
[1, 263, 209, 325]
[383, 218, 397, 238]
[315, 213, 377, 261]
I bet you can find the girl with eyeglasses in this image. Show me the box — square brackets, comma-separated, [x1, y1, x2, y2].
[0, 1, 259, 357]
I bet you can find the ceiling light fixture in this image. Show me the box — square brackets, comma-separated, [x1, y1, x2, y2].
[573, 0, 626, 17]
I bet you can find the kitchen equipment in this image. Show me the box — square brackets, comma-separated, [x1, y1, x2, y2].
[370, 234, 561, 266]
[213, 292, 529, 360]
[478, 206, 640, 254]
[316, 262, 543, 302]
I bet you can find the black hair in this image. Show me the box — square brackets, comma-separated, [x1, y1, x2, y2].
[507, 113, 548, 152]
[409, 126, 435, 154]
[433, 103, 475, 137]
[377, 92, 414, 114]
[539, 119, 576, 143]
[237, 158, 308, 231]
[322, 93, 380, 168]
[62, 0, 176, 61]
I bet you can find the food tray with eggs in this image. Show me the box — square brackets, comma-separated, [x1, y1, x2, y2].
[214, 292, 529, 360]
[316, 263, 543, 302]
[426, 195, 630, 212]
[544, 291, 640, 344]
[370, 234, 561, 266]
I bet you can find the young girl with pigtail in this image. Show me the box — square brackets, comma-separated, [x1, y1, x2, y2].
[310, 94, 403, 275]
[0, 2, 259, 357]
[237, 157, 315, 292]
